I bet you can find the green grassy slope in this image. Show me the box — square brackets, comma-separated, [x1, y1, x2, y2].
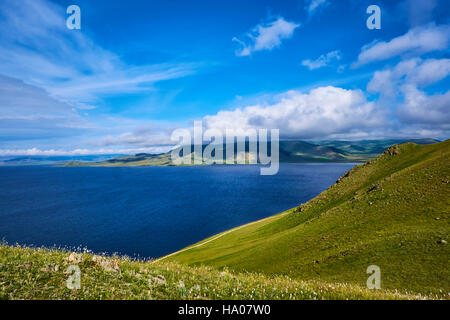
[0, 245, 436, 300]
[167, 140, 450, 296]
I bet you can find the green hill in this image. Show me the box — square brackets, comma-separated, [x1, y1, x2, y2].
[165, 140, 450, 296]
[64, 152, 173, 167]
[315, 138, 439, 160]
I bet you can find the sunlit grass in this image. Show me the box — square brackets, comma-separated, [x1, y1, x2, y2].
[0, 244, 439, 300]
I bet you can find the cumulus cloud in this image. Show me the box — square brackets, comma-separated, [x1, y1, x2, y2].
[203, 86, 385, 139]
[398, 85, 450, 126]
[368, 58, 450, 129]
[353, 24, 450, 67]
[368, 58, 450, 95]
[232, 17, 300, 56]
[301, 50, 342, 70]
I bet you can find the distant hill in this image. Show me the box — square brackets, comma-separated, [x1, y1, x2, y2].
[63, 139, 440, 167]
[0, 155, 122, 166]
[314, 138, 439, 158]
[166, 140, 450, 295]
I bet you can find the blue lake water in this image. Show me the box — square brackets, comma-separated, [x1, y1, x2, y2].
[0, 164, 354, 258]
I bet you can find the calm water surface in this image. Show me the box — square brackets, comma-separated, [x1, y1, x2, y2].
[0, 164, 354, 258]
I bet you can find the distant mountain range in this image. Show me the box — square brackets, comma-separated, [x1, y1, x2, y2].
[60, 138, 439, 167]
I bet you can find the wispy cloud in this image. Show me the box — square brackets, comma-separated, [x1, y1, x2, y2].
[0, 0, 201, 153]
[301, 50, 342, 70]
[47, 63, 200, 103]
[0, 75, 88, 142]
[232, 17, 300, 56]
[305, 0, 329, 17]
[0, 0, 199, 106]
[353, 24, 450, 67]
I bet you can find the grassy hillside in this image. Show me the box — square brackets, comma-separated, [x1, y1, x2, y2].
[0, 244, 436, 300]
[166, 140, 450, 296]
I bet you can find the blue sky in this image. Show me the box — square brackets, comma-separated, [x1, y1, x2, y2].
[0, 0, 449, 155]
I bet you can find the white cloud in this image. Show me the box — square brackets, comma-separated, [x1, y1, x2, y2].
[398, 85, 450, 126]
[408, 58, 450, 86]
[301, 50, 342, 70]
[368, 58, 450, 129]
[305, 0, 329, 16]
[203, 86, 385, 139]
[233, 17, 300, 56]
[353, 24, 450, 67]
[368, 58, 450, 96]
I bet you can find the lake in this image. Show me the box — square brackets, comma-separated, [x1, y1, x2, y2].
[0, 164, 355, 258]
